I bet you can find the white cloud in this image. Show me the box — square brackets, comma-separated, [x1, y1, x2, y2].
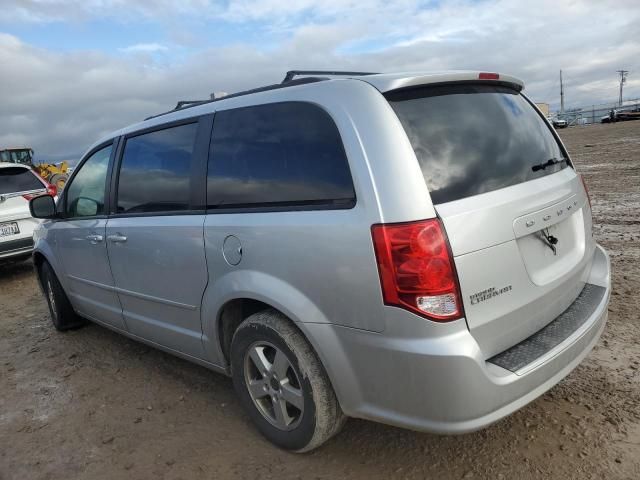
[119, 43, 169, 54]
[0, 0, 212, 23]
[0, 0, 639, 160]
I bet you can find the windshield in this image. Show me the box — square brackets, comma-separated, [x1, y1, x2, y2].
[0, 149, 33, 165]
[387, 84, 569, 204]
[10, 149, 33, 165]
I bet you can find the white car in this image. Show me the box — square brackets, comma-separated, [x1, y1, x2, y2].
[548, 116, 568, 129]
[0, 162, 56, 260]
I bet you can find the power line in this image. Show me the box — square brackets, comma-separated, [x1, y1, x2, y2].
[560, 70, 565, 113]
[617, 69, 629, 106]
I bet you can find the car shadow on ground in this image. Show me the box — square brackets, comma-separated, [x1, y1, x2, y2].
[0, 257, 35, 283]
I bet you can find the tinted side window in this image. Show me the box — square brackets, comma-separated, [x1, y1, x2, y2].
[0, 168, 43, 194]
[65, 144, 112, 218]
[117, 123, 198, 214]
[208, 102, 355, 209]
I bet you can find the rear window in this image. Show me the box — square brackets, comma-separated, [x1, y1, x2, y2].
[387, 84, 569, 204]
[0, 167, 43, 195]
[207, 102, 355, 209]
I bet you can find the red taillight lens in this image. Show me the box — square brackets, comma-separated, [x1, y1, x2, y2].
[579, 174, 591, 209]
[478, 72, 500, 80]
[371, 219, 464, 321]
[22, 182, 56, 201]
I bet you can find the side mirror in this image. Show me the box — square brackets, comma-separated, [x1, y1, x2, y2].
[29, 195, 57, 219]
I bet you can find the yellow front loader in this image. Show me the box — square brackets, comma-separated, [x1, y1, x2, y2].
[34, 161, 70, 190]
[0, 147, 70, 189]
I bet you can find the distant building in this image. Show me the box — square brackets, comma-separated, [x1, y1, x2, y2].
[535, 103, 550, 117]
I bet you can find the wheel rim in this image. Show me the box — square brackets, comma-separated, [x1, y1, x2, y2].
[46, 279, 57, 319]
[243, 341, 304, 431]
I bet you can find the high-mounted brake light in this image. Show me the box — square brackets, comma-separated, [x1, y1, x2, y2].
[478, 72, 500, 80]
[371, 219, 464, 321]
[579, 174, 591, 209]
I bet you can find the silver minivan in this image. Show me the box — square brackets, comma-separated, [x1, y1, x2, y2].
[29, 70, 611, 452]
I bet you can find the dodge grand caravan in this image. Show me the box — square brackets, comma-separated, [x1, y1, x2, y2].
[29, 70, 611, 452]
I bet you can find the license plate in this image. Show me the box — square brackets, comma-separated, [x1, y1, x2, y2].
[0, 222, 20, 237]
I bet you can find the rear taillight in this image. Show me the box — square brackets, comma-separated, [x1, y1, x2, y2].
[579, 174, 591, 209]
[478, 72, 500, 80]
[22, 182, 56, 200]
[371, 219, 464, 322]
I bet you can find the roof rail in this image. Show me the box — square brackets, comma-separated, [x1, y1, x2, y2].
[282, 70, 378, 83]
[145, 70, 377, 121]
[144, 76, 327, 121]
[174, 100, 208, 110]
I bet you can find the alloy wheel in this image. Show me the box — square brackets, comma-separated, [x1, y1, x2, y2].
[46, 279, 57, 319]
[243, 341, 304, 431]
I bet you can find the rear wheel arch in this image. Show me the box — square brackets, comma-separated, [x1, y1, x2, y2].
[215, 299, 337, 390]
[216, 298, 324, 366]
[217, 298, 273, 367]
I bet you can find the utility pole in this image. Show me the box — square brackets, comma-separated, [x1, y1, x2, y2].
[560, 70, 565, 114]
[617, 70, 629, 106]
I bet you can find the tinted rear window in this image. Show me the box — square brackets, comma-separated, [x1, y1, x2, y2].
[0, 168, 43, 194]
[117, 122, 198, 214]
[387, 84, 568, 204]
[207, 102, 355, 209]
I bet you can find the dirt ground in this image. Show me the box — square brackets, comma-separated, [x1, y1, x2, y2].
[1, 121, 639, 480]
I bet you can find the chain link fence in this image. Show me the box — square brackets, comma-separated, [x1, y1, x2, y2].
[556, 99, 640, 126]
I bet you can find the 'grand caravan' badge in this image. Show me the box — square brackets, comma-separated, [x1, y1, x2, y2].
[470, 285, 513, 305]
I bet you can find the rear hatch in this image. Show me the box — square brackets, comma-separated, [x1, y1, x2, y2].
[387, 82, 595, 358]
[0, 167, 46, 245]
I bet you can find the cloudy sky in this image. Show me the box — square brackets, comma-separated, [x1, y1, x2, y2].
[1, 0, 639, 162]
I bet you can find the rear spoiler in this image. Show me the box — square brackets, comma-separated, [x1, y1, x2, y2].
[0, 188, 47, 202]
[364, 72, 525, 94]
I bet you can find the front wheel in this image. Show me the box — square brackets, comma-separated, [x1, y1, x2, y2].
[230, 310, 345, 452]
[39, 262, 86, 331]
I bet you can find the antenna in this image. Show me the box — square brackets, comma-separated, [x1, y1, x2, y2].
[560, 70, 564, 114]
[617, 69, 629, 106]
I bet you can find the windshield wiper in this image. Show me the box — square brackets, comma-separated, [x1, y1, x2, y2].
[532, 157, 566, 172]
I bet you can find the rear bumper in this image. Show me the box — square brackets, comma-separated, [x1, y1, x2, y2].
[0, 236, 34, 259]
[307, 244, 610, 433]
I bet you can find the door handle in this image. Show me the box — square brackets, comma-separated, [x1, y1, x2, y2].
[107, 234, 127, 243]
[85, 234, 104, 244]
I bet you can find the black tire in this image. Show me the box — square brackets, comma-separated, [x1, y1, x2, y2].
[48, 173, 68, 190]
[230, 310, 345, 452]
[39, 262, 86, 331]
